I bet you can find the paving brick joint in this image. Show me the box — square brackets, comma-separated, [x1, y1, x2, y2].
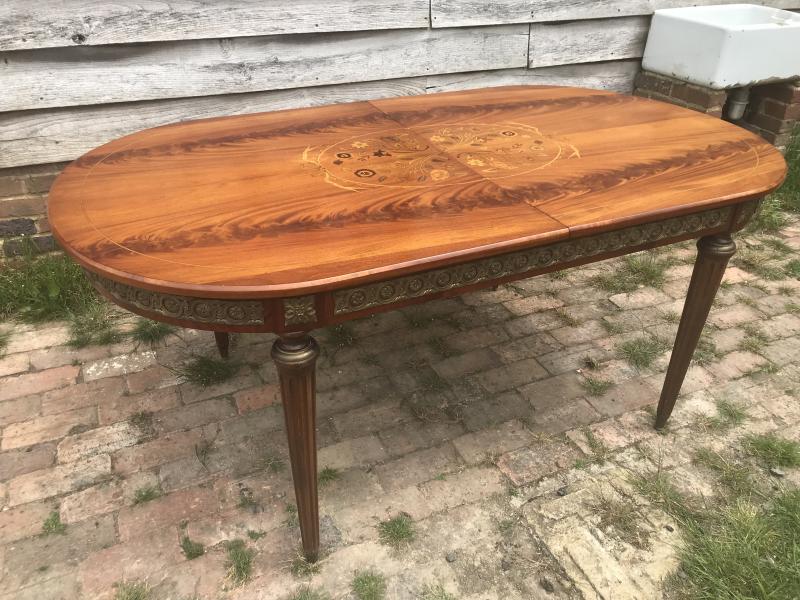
[1, 220, 800, 599]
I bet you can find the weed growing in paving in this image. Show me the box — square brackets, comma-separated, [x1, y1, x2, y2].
[591, 493, 651, 549]
[131, 319, 174, 346]
[225, 539, 254, 586]
[694, 399, 748, 432]
[263, 454, 285, 473]
[629, 467, 696, 523]
[129, 411, 154, 434]
[693, 448, 757, 499]
[290, 588, 329, 600]
[42, 511, 66, 535]
[291, 553, 321, 577]
[285, 503, 299, 527]
[693, 336, 721, 366]
[318, 467, 340, 486]
[554, 307, 579, 327]
[420, 583, 457, 600]
[734, 246, 786, 280]
[747, 196, 789, 233]
[180, 536, 204, 559]
[739, 324, 769, 355]
[66, 302, 124, 348]
[377, 514, 415, 549]
[0, 246, 99, 322]
[677, 490, 800, 599]
[784, 258, 800, 279]
[574, 427, 611, 469]
[173, 354, 240, 387]
[616, 335, 668, 369]
[113, 581, 150, 600]
[600, 318, 624, 335]
[351, 570, 386, 600]
[247, 530, 265, 540]
[327, 323, 356, 348]
[742, 433, 800, 468]
[132, 485, 161, 505]
[580, 376, 613, 397]
[195, 439, 214, 467]
[591, 252, 671, 294]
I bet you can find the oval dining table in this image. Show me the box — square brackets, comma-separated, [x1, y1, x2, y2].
[47, 85, 787, 561]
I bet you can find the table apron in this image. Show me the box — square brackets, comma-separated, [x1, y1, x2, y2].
[84, 199, 760, 334]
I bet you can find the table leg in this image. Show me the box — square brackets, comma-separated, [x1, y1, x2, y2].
[214, 332, 230, 359]
[656, 234, 736, 428]
[271, 332, 320, 561]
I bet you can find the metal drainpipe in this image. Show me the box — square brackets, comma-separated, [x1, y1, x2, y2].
[725, 87, 750, 121]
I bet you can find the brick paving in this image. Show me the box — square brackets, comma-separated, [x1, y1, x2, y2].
[1, 223, 799, 599]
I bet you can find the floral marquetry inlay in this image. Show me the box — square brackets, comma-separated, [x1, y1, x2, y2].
[305, 123, 579, 191]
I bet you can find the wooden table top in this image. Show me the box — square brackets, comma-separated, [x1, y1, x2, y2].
[48, 85, 787, 299]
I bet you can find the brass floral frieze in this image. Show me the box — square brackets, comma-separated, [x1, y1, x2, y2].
[283, 295, 317, 326]
[85, 271, 264, 326]
[333, 207, 733, 315]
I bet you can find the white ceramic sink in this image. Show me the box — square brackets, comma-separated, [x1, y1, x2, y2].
[642, 4, 800, 89]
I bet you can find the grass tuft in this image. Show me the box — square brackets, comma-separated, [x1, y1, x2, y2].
[67, 303, 123, 348]
[0, 247, 99, 322]
[580, 376, 613, 397]
[173, 355, 239, 387]
[351, 570, 386, 600]
[742, 433, 800, 468]
[591, 252, 671, 294]
[132, 485, 161, 505]
[318, 466, 340, 486]
[289, 588, 330, 600]
[42, 511, 66, 535]
[290, 553, 321, 577]
[225, 539, 254, 586]
[131, 319, 174, 346]
[180, 535, 205, 559]
[630, 468, 696, 522]
[693, 448, 756, 499]
[616, 335, 668, 369]
[113, 581, 150, 600]
[262, 454, 285, 473]
[678, 490, 800, 599]
[420, 583, 457, 600]
[591, 493, 650, 549]
[377, 514, 415, 549]
[739, 324, 769, 355]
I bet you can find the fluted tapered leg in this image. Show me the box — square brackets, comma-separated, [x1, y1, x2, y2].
[272, 332, 320, 561]
[656, 234, 736, 428]
[214, 331, 230, 359]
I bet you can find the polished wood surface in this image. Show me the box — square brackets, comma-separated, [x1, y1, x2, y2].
[48, 86, 786, 300]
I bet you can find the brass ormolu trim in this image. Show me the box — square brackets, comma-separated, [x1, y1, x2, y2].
[333, 206, 733, 315]
[283, 295, 317, 326]
[84, 270, 264, 326]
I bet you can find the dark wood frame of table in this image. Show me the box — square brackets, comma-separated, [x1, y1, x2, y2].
[84, 197, 759, 561]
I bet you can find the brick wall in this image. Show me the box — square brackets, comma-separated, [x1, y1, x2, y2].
[634, 70, 800, 152]
[0, 163, 66, 258]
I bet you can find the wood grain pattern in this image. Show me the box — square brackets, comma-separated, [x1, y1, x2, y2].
[0, 0, 429, 52]
[48, 86, 787, 302]
[0, 62, 640, 169]
[0, 26, 528, 112]
[431, 0, 800, 28]
[529, 17, 650, 68]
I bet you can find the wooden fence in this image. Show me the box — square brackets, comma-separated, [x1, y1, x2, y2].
[2, 0, 799, 169]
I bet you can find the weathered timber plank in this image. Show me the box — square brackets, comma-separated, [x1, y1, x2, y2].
[0, 26, 529, 113]
[529, 17, 650, 68]
[0, 79, 426, 168]
[0, 60, 641, 169]
[426, 60, 640, 95]
[0, 0, 429, 51]
[431, 0, 800, 27]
